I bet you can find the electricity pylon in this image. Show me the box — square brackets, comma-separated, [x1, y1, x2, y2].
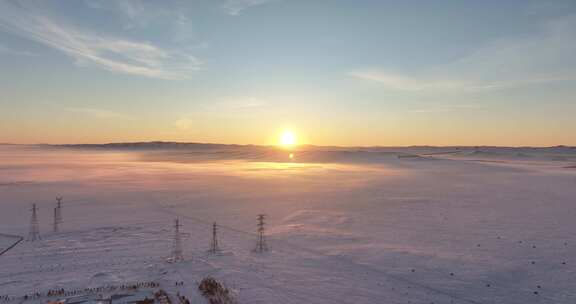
[171, 218, 184, 262]
[208, 222, 221, 254]
[53, 197, 63, 233]
[254, 214, 268, 253]
[27, 204, 40, 241]
[55, 197, 63, 225]
[53, 207, 59, 232]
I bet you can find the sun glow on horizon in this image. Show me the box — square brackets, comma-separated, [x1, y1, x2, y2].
[279, 130, 297, 148]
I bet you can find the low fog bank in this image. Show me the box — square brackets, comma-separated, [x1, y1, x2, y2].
[42, 142, 576, 165]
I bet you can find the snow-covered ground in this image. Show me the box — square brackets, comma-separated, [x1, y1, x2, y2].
[0, 144, 575, 303]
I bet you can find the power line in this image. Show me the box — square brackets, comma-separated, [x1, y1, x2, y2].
[0, 234, 24, 256]
[159, 204, 483, 304]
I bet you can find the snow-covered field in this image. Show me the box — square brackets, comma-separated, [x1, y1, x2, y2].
[1, 144, 575, 303]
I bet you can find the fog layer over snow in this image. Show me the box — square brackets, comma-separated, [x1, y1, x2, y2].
[1, 144, 575, 303]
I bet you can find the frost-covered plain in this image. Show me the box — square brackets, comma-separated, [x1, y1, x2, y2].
[1, 144, 575, 303]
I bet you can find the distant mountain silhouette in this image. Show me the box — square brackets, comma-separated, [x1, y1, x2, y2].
[52, 141, 575, 152]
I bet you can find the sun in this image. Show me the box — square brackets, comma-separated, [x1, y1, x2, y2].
[279, 130, 297, 147]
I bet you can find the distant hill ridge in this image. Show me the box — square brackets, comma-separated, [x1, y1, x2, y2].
[49, 141, 576, 153]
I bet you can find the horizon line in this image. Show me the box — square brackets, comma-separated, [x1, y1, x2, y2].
[1, 141, 574, 149]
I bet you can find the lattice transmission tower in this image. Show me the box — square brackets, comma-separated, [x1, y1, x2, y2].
[254, 214, 268, 253]
[53, 197, 63, 233]
[170, 218, 184, 262]
[53, 207, 59, 233]
[208, 222, 221, 254]
[56, 197, 63, 224]
[27, 203, 41, 241]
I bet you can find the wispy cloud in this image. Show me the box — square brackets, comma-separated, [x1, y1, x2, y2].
[85, 0, 199, 44]
[84, 0, 147, 29]
[222, 0, 278, 16]
[0, 44, 38, 56]
[352, 15, 576, 92]
[409, 104, 484, 114]
[173, 97, 268, 126]
[451, 15, 576, 85]
[349, 70, 482, 91]
[0, 1, 202, 79]
[174, 118, 193, 131]
[200, 97, 268, 113]
[65, 107, 130, 119]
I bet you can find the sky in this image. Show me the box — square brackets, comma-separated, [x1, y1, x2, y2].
[0, 0, 575, 146]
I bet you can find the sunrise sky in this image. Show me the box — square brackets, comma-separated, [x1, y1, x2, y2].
[1, 0, 575, 146]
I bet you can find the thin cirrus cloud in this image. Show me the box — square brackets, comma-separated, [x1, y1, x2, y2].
[351, 15, 576, 92]
[174, 118, 193, 131]
[0, 1, 202, 80]
[199, 97, 268, 114]
[222, 0, 278, 16]
[409, 104, 484, 114]
[86, 0, 193, 33]
[0, 44, 38, 56]
[349, 70, 476, 92]
[84, 0, 151, 29]
[64, 107, 130, 120]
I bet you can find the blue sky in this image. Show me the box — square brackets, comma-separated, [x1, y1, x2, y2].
[0, 0, 575, 145]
